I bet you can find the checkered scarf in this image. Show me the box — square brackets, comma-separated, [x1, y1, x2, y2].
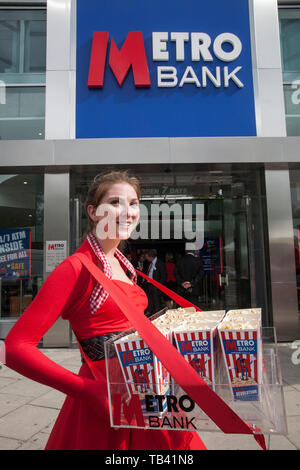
[87, 231, 137, 314]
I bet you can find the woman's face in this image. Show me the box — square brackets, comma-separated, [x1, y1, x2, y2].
[88, 182, 140, 241]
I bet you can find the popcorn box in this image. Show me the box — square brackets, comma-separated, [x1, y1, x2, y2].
[218, 308, 262, 402]
[172, 311, 225, 391]
[113, 307, 199, 414]
[114, 330, 171, 414]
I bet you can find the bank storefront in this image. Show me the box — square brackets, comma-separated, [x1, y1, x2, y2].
[0, 0, 300, 344]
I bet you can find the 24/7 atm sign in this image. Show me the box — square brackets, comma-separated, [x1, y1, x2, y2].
[88, 31, 244, 89]
[76, 0, 256, 138]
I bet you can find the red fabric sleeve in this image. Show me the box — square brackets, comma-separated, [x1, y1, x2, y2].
[4, 258, 98, 401]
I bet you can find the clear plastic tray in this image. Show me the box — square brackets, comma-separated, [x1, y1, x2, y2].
[104, 325, 287, 436]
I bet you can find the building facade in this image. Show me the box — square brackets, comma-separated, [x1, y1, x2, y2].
[0, 0, 300, 345]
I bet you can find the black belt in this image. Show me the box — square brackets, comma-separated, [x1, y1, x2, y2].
[80, 332, 121, 363]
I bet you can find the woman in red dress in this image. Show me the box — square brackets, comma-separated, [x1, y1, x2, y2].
[3, 171, 206, 450]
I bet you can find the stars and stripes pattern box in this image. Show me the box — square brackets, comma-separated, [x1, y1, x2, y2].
[114, 333, 170, 412]
[218, 309, 262, 402]
[172, 311, 225, 391]
[173, 329, 217, 390]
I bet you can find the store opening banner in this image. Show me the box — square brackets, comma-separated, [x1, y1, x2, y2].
[76, 0, 256, 138]
[0, 229, 31, 279]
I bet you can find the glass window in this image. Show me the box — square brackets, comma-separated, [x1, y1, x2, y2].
[279, 8, 300, 136]
[0, 8, 46, 140]
[0, 173, 44, 319]
[0, 86, 45, 139]
[70, 164, 271, 326]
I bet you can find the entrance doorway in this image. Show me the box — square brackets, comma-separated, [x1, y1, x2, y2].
[125, 195, 255, 313]
[70, 164, 271, 325]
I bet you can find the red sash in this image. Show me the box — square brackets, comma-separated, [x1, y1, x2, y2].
[74, 253, 266, 450]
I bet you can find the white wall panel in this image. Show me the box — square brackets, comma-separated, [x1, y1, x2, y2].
[249, 0, 286, 136]
[45, 70, 76, 139]
[45, 0, 76, 139]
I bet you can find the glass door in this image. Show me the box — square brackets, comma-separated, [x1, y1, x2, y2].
[70, 164, 271, 325]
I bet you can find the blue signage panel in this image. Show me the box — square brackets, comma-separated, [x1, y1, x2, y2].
[223, 339, 258, 355]
[119, 348, 154, 366]
[178, 339, 211, 355]
[200, 237, 222, 275]
[76, 0, 256, 138]
[0, 229, 31, 279]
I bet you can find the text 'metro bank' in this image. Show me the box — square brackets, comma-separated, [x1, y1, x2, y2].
[88, 31, 244, 89]
[76, 0, 256, 138]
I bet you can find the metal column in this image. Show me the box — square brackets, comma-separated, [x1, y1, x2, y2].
[265, 165, 300, 341]
[42, 172, 70, 347]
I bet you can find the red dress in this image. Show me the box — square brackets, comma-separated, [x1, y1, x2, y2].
[4, 240, 206, 450]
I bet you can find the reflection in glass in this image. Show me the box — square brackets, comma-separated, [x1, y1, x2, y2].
[0, 86, 45, 140]
[70, 165, 270, 326]
[0, 9, 46, 140]
[0, 174, 44, 318]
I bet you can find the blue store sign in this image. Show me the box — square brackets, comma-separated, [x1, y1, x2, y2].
[0, 229, 31, 279]
[76, 0, 256, 138]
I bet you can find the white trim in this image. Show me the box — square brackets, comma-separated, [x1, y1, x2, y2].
[249, 0, 287, 136]
[45, 0, 76, 139]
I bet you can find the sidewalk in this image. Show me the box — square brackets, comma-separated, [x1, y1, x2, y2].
[0, 343, 299, 450]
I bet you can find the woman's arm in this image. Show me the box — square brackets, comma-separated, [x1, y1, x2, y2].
[4, 258, 102, 405]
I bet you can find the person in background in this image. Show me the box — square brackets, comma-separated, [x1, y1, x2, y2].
[136, 252, 146, 272]
[164, 252, 176, 309]
[174, 244, 204, 308]
[136, 252, 147, 288]
[144, 248, 166, 315]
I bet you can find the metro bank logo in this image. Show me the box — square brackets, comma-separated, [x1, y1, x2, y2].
[76, 0, 256, 138]
[88, 32, 150, 88]
[88, 31, 244, 90]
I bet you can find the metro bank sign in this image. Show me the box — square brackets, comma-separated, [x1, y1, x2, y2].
[76, 0, 256, 138]
[88, 31, 244, 89]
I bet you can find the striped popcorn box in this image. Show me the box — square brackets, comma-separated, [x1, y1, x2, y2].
[172, 312, 225, 391]
[218, 308, 262, 402]
[114, 333, 170, 413]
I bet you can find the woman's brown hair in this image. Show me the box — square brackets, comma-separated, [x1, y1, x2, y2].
[83, 170, 141, 239]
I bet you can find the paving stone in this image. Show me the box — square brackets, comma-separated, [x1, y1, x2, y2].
[269, 434, 297, 450]
[0, 365, 23, 380]
[0, 376, 19, 390]
[16, 432, 49, 450]
[0, 436, 23, 450]
[282, 389, 300, 416]
[0, 392, 34, 418]
[29, 389, 66, 409]
[0, 377, 50, 398]
[198, 432, 261, 450]
[0, 404, 58, 441]
[284, 416, 300, 449]
[39, 421, 55, 435]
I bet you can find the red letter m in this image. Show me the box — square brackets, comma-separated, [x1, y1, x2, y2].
[225, 340, 237, 353]
[113, 393, 145, 427]
[88, 31, 151, 88]
[181, 341, 192, 354]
